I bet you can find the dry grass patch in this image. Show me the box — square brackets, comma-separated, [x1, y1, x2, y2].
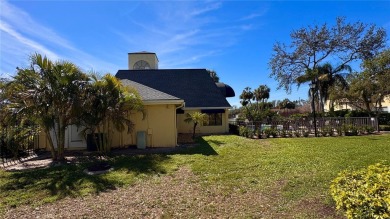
[4, 168, 272, 218]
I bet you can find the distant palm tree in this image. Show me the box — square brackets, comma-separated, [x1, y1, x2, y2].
[253, 85, 270, 109]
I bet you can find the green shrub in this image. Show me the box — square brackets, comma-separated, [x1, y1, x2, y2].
[270, 128, 278, 138]
[263, 128, 272, 138]
[336, 125, 343, 136]
[343, 124, 358, 136]
[238, 126, 246, 137]
[281, 129, 288, 137]
[366, 126, 375, 134]
[362, 125, 375, 134]
[330, 163, 390, 219]
[380, 125, 390, 131]
[238, 126, 254, 138]
[329, 109, 350, 117]
[262, 127, 278, 138]
[349, 126, 359, 136]
[378, 113, 390, 125]
[320, 126, 333, 137]
[345, 110, 371, 118]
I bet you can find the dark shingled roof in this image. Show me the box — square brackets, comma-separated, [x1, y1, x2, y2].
[216, 83, 235, 98]
[116, 69, 231, 108]
[121, 79, 181, 102]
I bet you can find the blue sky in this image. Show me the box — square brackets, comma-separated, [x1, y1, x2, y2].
[1, 0, 389, 107]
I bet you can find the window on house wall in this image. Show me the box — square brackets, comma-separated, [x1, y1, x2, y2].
[203, 113, 222, 126]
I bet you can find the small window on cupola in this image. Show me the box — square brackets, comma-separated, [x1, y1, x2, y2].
[133, 60, 151, 70]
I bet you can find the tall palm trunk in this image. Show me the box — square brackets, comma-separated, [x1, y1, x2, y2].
[44, 128, 57, 161]
[55, 117, 66, 161]
[192, 122, 198, 139]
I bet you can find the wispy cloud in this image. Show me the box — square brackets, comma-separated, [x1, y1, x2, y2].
[239, 13, 263, 21]
[189, 2, 222, 16]
[0, 0, 119, 75]
[1, 0, 267, 75]
[113, 1, 263, 69]
[238, 7, 269, 21]
[0, 21, 60, 60]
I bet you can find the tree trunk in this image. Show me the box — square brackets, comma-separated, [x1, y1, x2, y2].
[192, 122, 198, 139]
[56, 117, 66, 161]
[44, 128, 57, 161]
[97, 125, 104, 157]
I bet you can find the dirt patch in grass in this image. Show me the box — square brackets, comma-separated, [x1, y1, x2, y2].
[3, 168, 276, 218]
[288, 197, 344, 219]
[3, 167, 341, 218]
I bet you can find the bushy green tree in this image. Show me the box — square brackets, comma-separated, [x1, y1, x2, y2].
[269, 17, 386, 113]
[278, 98, 295, 111]
[331, 49, 390, 115]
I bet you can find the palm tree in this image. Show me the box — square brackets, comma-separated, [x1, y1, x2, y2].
[8, 53, 89, 161]
[78, 74, 143, 155]
[297, 63, 351, 113]
[184, 112, 206, 139]
[317, 63, 351, 111]
[239, 87, 255, 121]
[253, 85, 270, 111]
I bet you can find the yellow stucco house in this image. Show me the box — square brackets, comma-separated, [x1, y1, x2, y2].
[37, 52, 235, 150]
[325, 97, 390, 113]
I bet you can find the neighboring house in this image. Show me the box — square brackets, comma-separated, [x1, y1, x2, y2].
[37, 52, 235, 149]
[324, 97, 390, 113]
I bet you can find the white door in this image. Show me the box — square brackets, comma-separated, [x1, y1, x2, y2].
[67, 125, 86, 148]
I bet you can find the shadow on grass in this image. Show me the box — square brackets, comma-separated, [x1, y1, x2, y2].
[177, 137, 218, 156]
[0, 154, 171, 207]
[111, 154, 171, 174]
[0, 136, 218, 208]
[206, 139, 225, 146]
[2, 165, 113, 198]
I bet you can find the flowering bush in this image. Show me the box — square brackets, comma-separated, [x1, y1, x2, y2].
[330, 163, 390, 219]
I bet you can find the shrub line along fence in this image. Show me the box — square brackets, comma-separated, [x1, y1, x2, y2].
[0, 126, 40, 166]
[229, 117, 379, 138]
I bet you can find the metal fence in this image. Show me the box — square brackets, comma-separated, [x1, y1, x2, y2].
[230, 117, 379, 137]
[0, 127, 40, 166]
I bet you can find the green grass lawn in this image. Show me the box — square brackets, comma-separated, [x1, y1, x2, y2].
[1, 134, 389, 217]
